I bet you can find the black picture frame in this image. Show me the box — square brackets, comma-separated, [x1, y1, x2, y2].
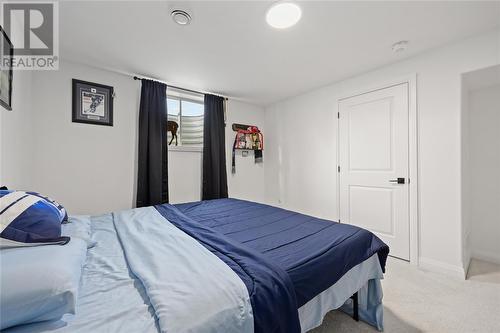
[72, 79, 114, 126]
[0, 25, 13, 111]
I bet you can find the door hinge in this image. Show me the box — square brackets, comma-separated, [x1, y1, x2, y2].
[337, 112, 340, 119]
[337, 165, 340, 173]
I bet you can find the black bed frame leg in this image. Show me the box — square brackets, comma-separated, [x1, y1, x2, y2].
[351, 292, 359, 322]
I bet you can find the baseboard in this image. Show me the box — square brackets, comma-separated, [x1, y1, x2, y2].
[418, 257, 466, 279]
[471, 250, 500, 265]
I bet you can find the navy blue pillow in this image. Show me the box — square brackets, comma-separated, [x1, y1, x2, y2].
[0, 190, 70, 248]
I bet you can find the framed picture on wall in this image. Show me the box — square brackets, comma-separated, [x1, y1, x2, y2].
[0, 25, 13, 111]
[72, 79, 114, 126]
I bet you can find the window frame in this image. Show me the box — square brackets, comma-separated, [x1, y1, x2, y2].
[167, 93, 204, 153]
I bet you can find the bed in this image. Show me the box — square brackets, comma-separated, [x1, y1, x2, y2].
[3, 198, 388, 333]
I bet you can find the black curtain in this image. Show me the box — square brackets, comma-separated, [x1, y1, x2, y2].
[136, 79, 168, 207]
[202, 94, 228, 200]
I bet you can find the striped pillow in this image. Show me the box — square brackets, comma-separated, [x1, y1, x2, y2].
[0, 190, 70, 248]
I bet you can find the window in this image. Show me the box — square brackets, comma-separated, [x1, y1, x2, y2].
[167, 91, 204, 150]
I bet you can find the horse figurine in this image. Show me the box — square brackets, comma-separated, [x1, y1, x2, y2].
[167, 120, 178, 146]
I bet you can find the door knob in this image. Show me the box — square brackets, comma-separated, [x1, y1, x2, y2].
[389, 178, 405, 184]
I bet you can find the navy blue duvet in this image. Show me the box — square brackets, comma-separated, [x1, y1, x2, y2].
[159, 198, 389, 333]
[155, 203, 301, 333]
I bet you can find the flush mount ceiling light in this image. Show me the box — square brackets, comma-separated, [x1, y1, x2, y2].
[392, 40, 409, 53]
[171, 9, 192, 25]
[266, 2, 302, 29]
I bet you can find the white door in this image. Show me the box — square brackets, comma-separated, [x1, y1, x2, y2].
[339, 83, 410, 260]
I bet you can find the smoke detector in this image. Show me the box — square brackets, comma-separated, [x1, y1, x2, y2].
[171, 10, 191, 25]
[392, 40, 409, 53]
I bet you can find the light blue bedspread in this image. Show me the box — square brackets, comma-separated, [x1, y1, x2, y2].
[113, 207, 253, 333]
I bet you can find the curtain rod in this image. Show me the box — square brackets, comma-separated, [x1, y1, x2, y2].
[133, 76, 228, 100]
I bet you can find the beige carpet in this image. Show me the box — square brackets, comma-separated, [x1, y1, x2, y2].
[310, 258, 500, 333]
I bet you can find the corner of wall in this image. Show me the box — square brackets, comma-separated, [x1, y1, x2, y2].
[419, 256, 468, 280]
[459, 74, 471, 275]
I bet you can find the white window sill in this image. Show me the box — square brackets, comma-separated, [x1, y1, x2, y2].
[168, 146, 203, 153]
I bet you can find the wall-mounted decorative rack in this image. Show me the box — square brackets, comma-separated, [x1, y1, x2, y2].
[231, 123, 263, 151]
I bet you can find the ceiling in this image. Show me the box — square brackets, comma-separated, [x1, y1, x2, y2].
[59, 1, 500, 105]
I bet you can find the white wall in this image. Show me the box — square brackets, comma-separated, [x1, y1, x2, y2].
[26, 61, 265, 215]
[265, 88, 338, 219]
[29, 61, 139, 215]
[265, 28, 500, 274]
[467, 84, 500, 264]
[168, 150, 202, 204]
[0, 70, 34, 189]
[0, 14, 34, 190]
[226, 101, 266, 203]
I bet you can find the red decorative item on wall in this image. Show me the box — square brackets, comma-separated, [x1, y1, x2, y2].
[232, 124, 264, 174]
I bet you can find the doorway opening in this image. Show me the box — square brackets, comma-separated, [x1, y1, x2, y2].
[461, 65, 500, 278]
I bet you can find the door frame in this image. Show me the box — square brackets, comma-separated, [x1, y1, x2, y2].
[336, 74, 419, 265]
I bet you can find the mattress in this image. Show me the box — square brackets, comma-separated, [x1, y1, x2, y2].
[173, 198, 388, 307]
